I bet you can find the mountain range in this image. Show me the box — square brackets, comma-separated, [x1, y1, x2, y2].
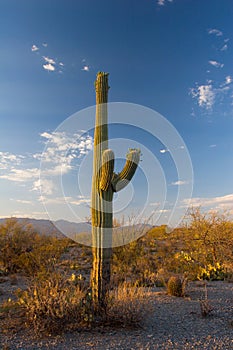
[0, 217, 91, 238]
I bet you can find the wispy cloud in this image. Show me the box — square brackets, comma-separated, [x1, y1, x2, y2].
[208, 60, 224, 68]
[31, 44, 39, 52]
[33, 178, 54, 195]
[36, 131, 93, 196]
[0, 168, 39, 182]
[190, 83, 215, 110]
[0, 152, 23, 170]
[220, 44, 228, 51]
[43, 56, 56, 65]
[10, 198, 32, 205]
[157, 0, 173, 5]
[40, 131, 93, 164]
[207, 28, 223, 36]
[40, 195, 90, 206]
[171, 180, 189, 186]
[182, 193, 233, 212]
[0, 131, 93, 197]
[209, 144, 217, 148]
[190, 24, 233, 113]
[149, 202, 161, 207]
[157, 209, 170, 213]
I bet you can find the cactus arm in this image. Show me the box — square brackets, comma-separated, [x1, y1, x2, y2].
[111, 149, 140, 192]
[100, 149, 115, 191]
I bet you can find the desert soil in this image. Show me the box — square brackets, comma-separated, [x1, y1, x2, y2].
[0, 280, 233, 350]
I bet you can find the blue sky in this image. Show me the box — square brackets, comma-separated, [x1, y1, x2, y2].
[0, 0, 233, 226]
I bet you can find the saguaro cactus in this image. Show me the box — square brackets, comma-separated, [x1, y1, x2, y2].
[91, 72, 140, 311]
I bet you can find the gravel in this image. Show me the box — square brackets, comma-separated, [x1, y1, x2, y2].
[1, 281, 233, 350]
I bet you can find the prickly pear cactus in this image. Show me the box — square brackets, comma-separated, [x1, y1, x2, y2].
[91, 72, 140, 311]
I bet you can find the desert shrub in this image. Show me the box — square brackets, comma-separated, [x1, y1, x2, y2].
[0, 218, 38, 273]
[167, 276, 184, 297]
[0, 218, 69, 275]
[112, 239, 156, 287]
[199, 282, 213, 317]
[105, 282, 151, 328]
[16, 272, 92, 335]
[12, 276, 151, 334]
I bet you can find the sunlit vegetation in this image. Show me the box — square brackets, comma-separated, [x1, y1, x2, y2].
[0, 207, 232, 335]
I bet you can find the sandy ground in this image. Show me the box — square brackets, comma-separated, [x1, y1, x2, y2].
[0, 279, 233, 350]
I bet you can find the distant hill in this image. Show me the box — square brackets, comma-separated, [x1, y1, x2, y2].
[0, 217, 152, 246]
[0, 217, 91, 238]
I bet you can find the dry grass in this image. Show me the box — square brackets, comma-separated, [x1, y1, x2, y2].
[199, 282, 213, 317]
[105, 282, 152, 328]
[15, 272, 92, 335]
[1, 274, 151, 336]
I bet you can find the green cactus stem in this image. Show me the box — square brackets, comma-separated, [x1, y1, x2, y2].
[91, 72, 140, 311]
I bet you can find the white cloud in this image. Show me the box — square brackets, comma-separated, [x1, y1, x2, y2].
[190, 84, 215, 110]
[33, 178, 54, 195]
[59, 62, 64, 66]
[158, 209, 170, 213]
[171, 180, 189, 186]
[225, 76, 232, 85]
[43, 63, 55, 72]
[160, 148, 169, 153]
[182, 193, 233, 211]
[209, 144, 217, 148]
[42, 43, 48, 47]
[0, 131, 93, 202]
[0, 211, 48, 220]
[39, 131, 93, 187]
[68, 197, 91, 206]
[0, 168, 39, 182]
[31, 44, 39, 52]
[149, 202, 161, 206]
[207, 28, 223, 36]
[40, 131, 93, 164]
[220, 44, 228, 51]
[43, 56, 56, 65]
[157, 0, 173, 5]
[82, 65, 90, 72]
[42, 56, 56, 71]
[10, 198, 32, 204]
[40, 195, 90, 206]
[208, 60, 224, 68]
[0, 152, 23, 170]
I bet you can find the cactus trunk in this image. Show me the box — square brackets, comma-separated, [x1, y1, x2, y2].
[91, 72, 140, 311]
[91, 72, 112, 310]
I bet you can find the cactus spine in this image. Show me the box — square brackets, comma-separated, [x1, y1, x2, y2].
[91, 72, 140, 311]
